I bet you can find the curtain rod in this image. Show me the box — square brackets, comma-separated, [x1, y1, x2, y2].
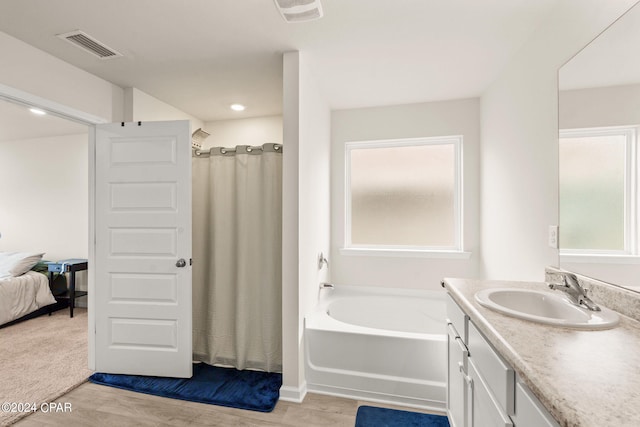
[193, 143, 283, 157]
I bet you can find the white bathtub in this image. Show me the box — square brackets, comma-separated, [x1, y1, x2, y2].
[305, 285, 447, 411]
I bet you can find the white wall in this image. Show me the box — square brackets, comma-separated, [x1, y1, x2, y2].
[203, 116, 282, 148]
[0, 31, 123, 121]
[560, 83, 640, 129]
[330, 99, 480, 290]
[280, 51, 331, 401]
[124, 88, 203, 131]
[0, 133, 88, 261]
[281, 51, 300, 399]
[479, 0, 639, 281]
[298, 48, 331, 360]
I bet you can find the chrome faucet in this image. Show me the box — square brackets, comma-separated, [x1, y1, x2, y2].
[548, 272, 601, 311]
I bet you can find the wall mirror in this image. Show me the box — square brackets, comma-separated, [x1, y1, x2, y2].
[558, 2, 640, 292]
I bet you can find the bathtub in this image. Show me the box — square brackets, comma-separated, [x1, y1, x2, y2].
[305, 285, 447, 411]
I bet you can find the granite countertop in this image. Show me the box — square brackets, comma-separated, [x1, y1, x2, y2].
[443, 278, 640, 427]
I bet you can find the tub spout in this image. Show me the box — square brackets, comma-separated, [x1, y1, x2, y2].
[320, 282, 334, 290]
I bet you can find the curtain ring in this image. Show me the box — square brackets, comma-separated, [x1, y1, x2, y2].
[247, 147, 253, 152]
[221, 149, 227, 154]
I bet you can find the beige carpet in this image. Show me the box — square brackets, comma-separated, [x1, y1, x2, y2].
[0, 309, 91, 426]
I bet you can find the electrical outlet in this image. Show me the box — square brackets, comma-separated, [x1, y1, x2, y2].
[548, 225, 559, 249]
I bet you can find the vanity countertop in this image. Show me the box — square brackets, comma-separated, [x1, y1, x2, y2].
[443, 278, 640, 427]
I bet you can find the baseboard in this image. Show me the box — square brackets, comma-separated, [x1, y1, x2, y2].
[279, 381, 308, 403]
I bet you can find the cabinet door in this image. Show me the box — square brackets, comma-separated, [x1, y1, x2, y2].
[447, 323, 469, 427]
[468, 359, 513, 427]
[513, 382, 559, 427]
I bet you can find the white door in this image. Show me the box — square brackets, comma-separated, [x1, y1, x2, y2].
[94, 120, 192, 377]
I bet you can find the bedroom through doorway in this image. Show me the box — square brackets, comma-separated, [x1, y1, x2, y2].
[0, 97, 90, 321]
[0, 95, 93, 424]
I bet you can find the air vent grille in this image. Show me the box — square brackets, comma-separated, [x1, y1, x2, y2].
[273, 0, 323, 23]
[57, 30, 122, 59]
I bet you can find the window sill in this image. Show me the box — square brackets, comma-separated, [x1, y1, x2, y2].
[560, 253, 640, 264]
[340, 248, 472, 259]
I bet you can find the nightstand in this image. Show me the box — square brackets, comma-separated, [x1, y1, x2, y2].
[47, 259, 88, 318]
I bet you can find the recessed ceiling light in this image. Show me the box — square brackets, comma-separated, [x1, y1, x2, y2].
[29, 108, 47, 116]
[230, 104, 246, 112]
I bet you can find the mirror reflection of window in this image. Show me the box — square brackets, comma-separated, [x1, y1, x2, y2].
[559, 127, 634, 254]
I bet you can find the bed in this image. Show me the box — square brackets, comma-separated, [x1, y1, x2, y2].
[0, 252, 58, 327]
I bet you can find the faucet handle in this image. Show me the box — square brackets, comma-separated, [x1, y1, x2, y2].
[317, 252, 329, 269]
[562, 272, 582, 289]
[548, 280, 567, 290]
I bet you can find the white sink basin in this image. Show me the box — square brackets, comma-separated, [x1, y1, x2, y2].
[475, 288, 619, 329]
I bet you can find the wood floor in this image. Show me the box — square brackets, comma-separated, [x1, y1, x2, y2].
[14, 382, 444, 427]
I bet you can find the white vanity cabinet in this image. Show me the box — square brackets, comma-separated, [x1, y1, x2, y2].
[446, 294, 558, 427]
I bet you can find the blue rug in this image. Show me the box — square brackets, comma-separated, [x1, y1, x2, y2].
[355, 406, 450, 427]
[89, 363, 282, 412]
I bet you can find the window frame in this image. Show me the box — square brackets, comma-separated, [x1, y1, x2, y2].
[559, 126, 638, 260]
[343, 135, 464, 256]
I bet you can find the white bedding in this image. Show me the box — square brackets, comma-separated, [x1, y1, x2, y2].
[0, 271, 57, 326]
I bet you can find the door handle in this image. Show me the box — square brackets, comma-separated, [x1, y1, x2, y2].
[176, 258, 187, 268]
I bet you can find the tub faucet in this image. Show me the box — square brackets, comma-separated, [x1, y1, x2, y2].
[319, 282, 334, 290]
[548, 272, 601, 311]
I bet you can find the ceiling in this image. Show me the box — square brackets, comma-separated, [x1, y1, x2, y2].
[0, 0, 560, 124]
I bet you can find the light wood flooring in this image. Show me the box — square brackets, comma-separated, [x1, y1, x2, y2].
[14, 382, 444, 427]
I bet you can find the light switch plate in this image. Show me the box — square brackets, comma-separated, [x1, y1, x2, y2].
[548, 225, 559, 249]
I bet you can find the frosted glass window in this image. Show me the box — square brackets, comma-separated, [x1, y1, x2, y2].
[559, 133, 627, 251]
[346, 137, 461, 249]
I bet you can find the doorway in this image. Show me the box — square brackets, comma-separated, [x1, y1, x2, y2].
[0, 89, 99, 425]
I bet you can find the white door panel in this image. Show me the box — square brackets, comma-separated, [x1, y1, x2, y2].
[94, 120, 192, 378]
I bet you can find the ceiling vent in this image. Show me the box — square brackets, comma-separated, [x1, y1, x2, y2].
[273, 0, 323, 23]
[57, 30, 123, 59]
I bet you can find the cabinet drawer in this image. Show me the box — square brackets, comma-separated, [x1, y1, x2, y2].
[468, 322, 514, 415]
[514, 380, 559, 427]
[446, 294, 468, 343]
[468, 359, 513, 427]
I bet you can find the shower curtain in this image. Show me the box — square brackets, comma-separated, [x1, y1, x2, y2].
[192, 144, 282, 372]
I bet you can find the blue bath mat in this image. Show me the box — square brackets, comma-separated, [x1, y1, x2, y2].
[355, 406, 450, 427]
[89, 363, 282, 412]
